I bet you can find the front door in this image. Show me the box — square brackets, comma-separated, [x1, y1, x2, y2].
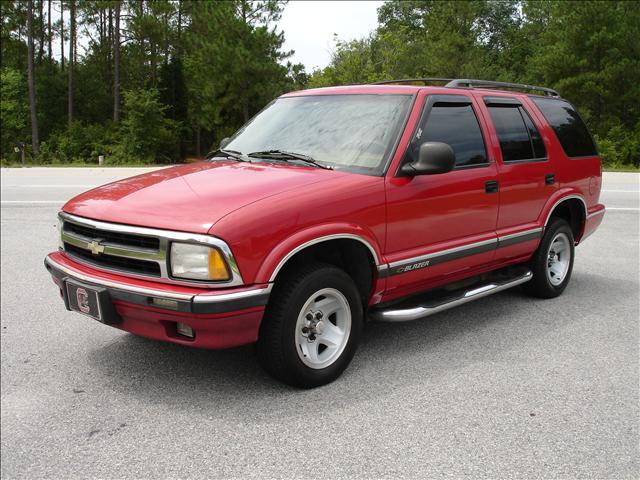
[384, 93, 500, 300]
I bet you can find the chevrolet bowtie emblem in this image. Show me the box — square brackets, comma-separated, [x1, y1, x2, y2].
[87, 240, 105, 255]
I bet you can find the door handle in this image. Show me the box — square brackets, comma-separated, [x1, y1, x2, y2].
[545, 173, 555, 185]
[485, 180, 499, 193]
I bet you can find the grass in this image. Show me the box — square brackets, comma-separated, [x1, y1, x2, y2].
[1, 161, 177, 168]
[602, 165, 640, 173]
[1, 157, 204, 168]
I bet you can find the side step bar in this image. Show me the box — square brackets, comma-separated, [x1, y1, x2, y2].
[371, 268, 533, 323]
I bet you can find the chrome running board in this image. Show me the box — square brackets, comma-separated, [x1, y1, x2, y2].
[371, 268, 533, 322]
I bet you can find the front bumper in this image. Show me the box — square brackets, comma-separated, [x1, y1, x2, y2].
[44, 252, 270, 349]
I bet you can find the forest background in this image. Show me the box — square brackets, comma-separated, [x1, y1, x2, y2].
[1, 0, 638, 168]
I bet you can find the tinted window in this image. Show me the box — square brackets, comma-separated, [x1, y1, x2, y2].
[521, 108, 547, 158]
[488, 105, 547, 162]
[531, 97, 597, 157]
[411, 102, 487, 167]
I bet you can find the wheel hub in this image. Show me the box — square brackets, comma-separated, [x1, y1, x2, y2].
[546, 233, 571, 286]
[302, 311, 325, 341]
[295, 288, 352, 369]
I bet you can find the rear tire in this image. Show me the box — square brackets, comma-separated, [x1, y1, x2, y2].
[524, 218, 575, 298]
[257, 263, 363, 388]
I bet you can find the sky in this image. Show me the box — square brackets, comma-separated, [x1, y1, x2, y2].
[277, 1, 384, 71]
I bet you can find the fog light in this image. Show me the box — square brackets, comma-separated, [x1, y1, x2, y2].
[176, 322, 194, 339]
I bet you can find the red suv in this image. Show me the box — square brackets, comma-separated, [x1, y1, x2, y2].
[45, 78, 606, 387]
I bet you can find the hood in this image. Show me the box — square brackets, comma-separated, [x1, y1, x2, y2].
[63, 161, 344, 233]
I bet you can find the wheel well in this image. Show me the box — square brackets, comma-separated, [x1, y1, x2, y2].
[548, 198, 586, 241]
[273, 239, 376, 305]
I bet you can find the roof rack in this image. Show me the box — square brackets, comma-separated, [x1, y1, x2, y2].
[445, 79, 560, 97]
[372, 78, 560, 97]
[372, 78, 454, 86]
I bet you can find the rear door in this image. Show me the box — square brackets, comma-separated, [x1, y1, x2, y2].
[479, 95, 557, 259]
[384, 93, 500, 299]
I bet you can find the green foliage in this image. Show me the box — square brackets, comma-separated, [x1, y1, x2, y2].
[0, 68, 29, 159]
[594, 124, 640, 168]
[116, 88, 180, 163]
[1, 0, 638, 166]
[38, 122, 118, 164]
[0, 0, 302, 164]
[309, 0, 639, 167]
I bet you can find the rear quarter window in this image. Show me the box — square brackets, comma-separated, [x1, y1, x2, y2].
[530, 97, 597, 158]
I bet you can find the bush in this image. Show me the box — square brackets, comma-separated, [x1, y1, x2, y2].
[594, 124, 640, 169]
[116, 89, 181, 164]
[0, 68, 29, 159]
[38, 122, 118, 164]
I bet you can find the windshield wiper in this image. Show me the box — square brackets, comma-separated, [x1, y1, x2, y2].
[206, 149, 250, 162]
[247, 150, 333, 170]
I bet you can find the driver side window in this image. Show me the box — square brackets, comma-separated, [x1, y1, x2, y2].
[407, 99, 488, 168]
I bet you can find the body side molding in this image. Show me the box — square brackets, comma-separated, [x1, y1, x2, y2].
[381, 227, 543, 278]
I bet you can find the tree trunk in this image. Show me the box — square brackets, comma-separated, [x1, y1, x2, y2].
[113, 1, 121, 122]
[108, 7, 112, 62]
[68, 0, 75, 126]
[151, 42, 157, 86]
[99, 8, 104, 47]
[47, 0, 52, 65]
[27, 0, 40, 156]
[60, 0, 64, 70]
[177, 0, 182, 55]
[38, 0, 44, 64]
[196, 125, 201, 157]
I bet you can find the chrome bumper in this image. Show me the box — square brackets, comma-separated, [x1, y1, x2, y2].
[44, 254, 271, 315]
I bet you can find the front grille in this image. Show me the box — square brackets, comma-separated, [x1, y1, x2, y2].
[58, 212, 244, 287]
[63, 221, 160, 250]
[64, 243, 162, 277]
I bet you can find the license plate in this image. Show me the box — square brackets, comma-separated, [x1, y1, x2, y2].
[66, 281, 102, 322]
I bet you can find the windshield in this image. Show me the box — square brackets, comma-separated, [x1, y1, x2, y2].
[225, 94, 413, 175]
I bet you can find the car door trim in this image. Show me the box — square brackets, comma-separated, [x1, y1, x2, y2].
[382, 227, 543, 277]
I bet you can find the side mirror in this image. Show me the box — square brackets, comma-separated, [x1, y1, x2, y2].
[401, 142, 455, 176]
[219, 137, 231, 149]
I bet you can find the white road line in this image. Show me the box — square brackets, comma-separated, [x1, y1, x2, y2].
[1, 201, 65, 205]
[1, 185, 99, 188]
[606, 207, 640, 211]
[602, 190, 639, 193]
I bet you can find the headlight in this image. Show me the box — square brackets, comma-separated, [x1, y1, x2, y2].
[170, 242, 230, 281]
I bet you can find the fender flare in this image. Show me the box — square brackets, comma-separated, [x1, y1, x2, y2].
[255, 224, 384, 284]
[540, 191, 588, 239]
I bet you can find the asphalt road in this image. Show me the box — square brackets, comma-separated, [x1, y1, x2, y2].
[1, 168, 639, 479]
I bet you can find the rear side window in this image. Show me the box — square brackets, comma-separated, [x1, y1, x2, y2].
[411, 102, 487, 168]
[530, 97, 597, 157]
[488, 105, 546, 162]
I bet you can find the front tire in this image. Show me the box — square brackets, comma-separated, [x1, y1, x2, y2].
[257, 263, 363, 388]
[525, 218, 575, 298]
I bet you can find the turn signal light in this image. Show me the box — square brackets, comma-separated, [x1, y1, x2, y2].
[208, 248, 230, 281]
